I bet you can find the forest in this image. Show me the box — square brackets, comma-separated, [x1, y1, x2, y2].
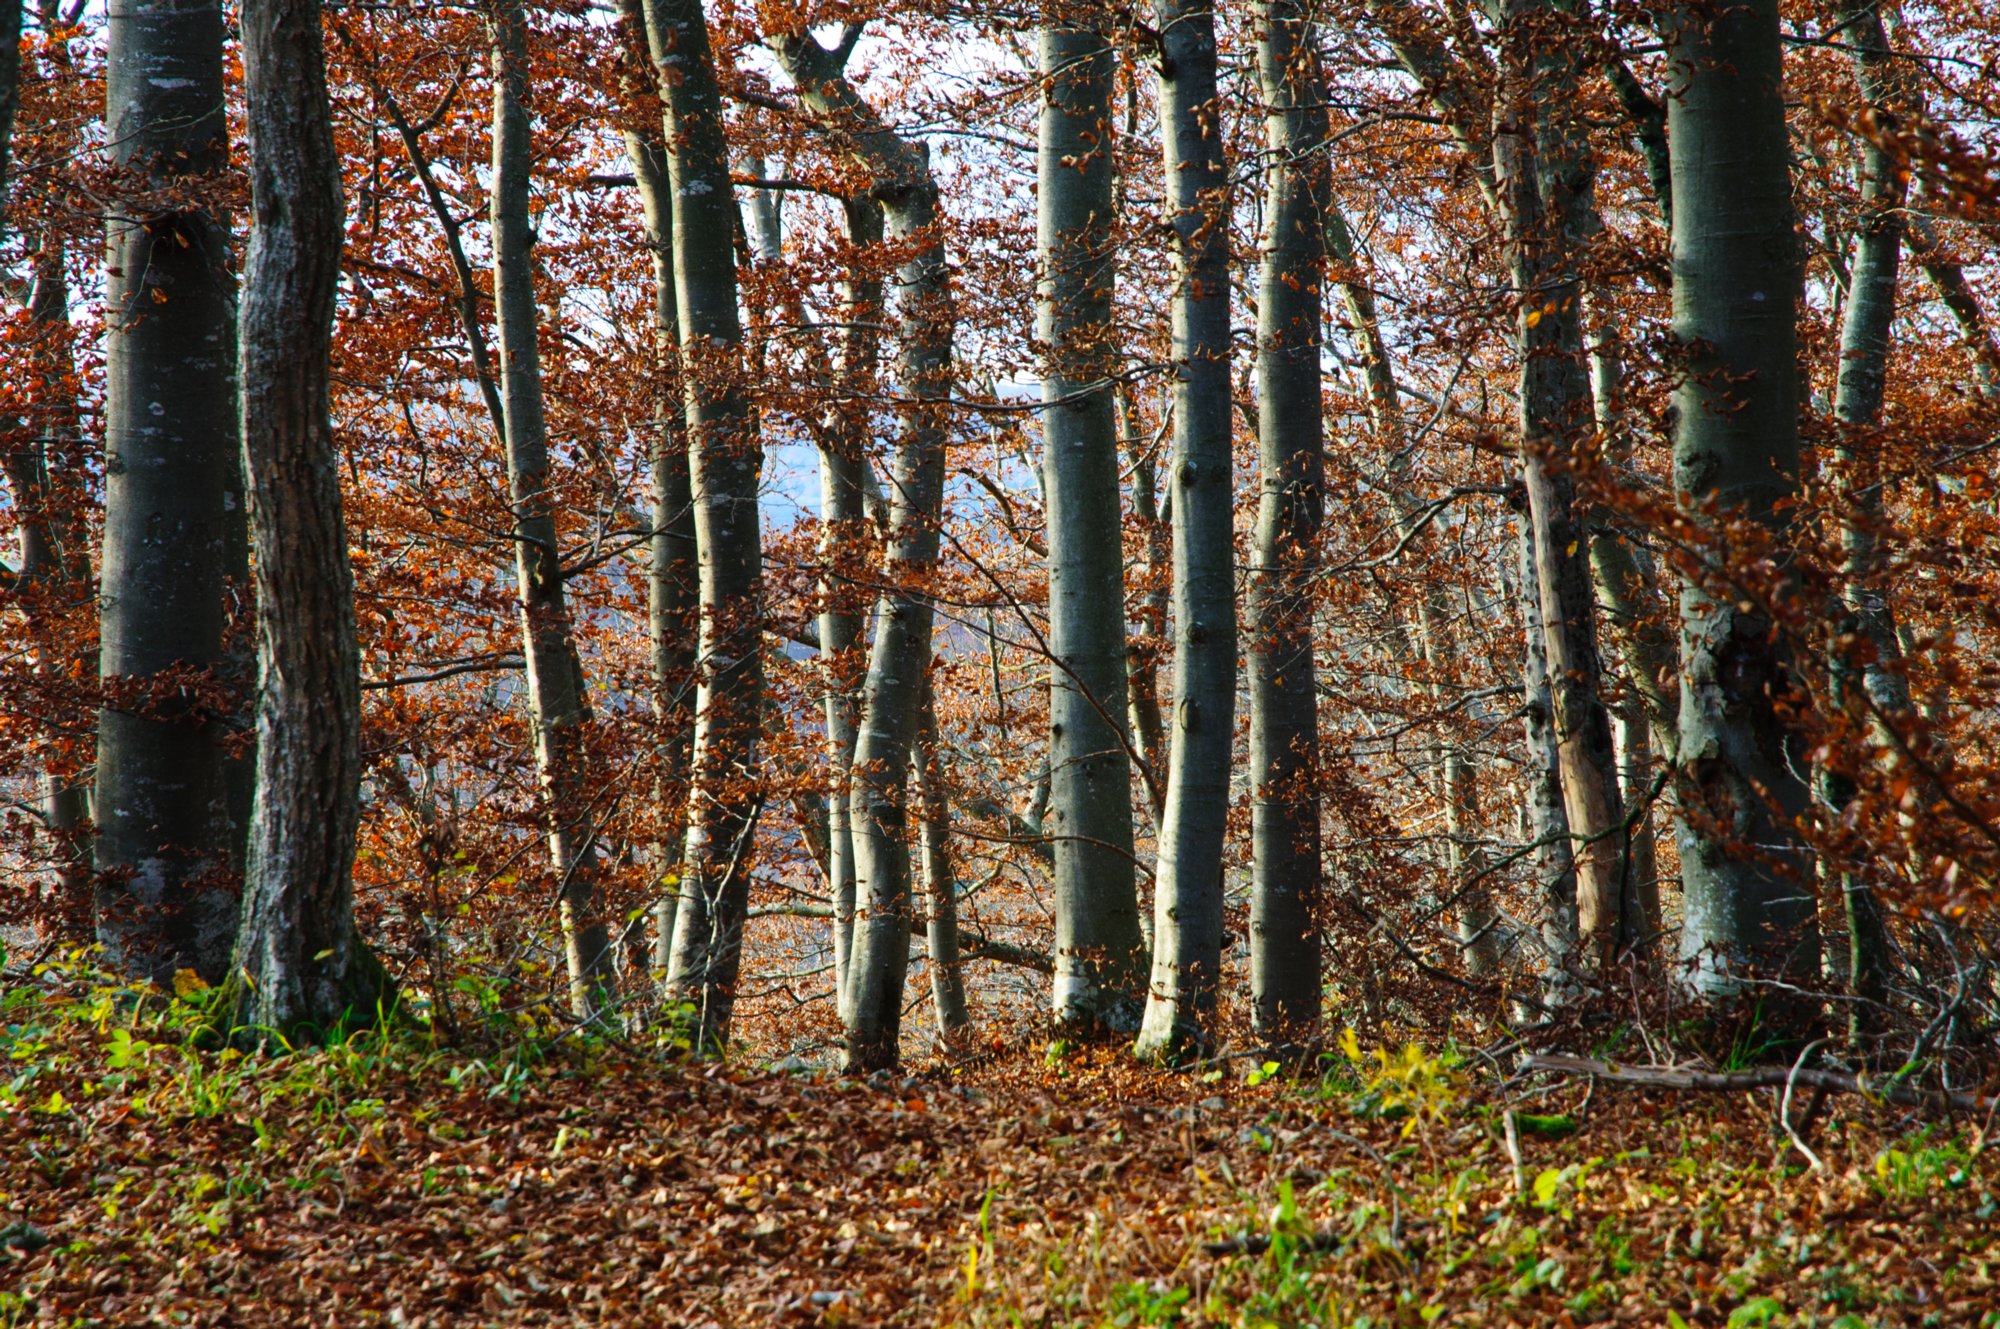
[2, 0, 1999, 1323]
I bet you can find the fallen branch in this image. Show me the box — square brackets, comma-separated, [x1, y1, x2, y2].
[1520, 1053, 2000, 1116]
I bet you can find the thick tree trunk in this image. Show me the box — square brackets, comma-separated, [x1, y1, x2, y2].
[490, 0, 617, 1023]
[1665, 0, 1819, 1005]
[95, 0, 244, 984]
[772, 29, 953, 1072]
[643, 0, 765, 1051]
[1492, 0, 1631, 974]
[823, 196, 882, 1015]
[1037, 13, 1147, 1034]
[228, 0, 388, 1040]
[1247, 0, 1326, 1047]
[612, 8, 698, 992]
[1135, 0, 1236, 1061]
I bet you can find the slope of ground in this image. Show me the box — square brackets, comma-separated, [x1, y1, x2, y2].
[2, 968, 1996, 1327]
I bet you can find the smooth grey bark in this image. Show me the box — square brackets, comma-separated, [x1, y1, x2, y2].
[228, 0, 388, 1040]
[1247, 0, 1326, 1046]
[490, 0, 617, 1022]
[1492, 0, 1633, 973]
[95, 0, 244, 984]
[643, 0, 765, 1051]
[1664, 0, 1819, 1003]
[1135, 0, 1236, 1061]
[1037, 13, 1146, 1034]
[1909, 215, 2000, 393]
[914, 672, 968, 1044]
[772, 26, 953, 1071]
[613, 4, 698, 991]
[823, 195, 881, 1015]
[1823, 0, 1913, 1040]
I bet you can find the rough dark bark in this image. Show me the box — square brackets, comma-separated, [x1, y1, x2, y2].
[1037, 10, 1146, 1034]
[1247, 0, 1326, 1047]
[95, 0, 245, 985]
[0, 0, 20, 238]
[645, 0, 764, 1051]
[490, 0, 617, 1022]
[1664, 0, 1819, 1005]
[1135, 0, 1236, 1061]
[228, 0, 388, 1040]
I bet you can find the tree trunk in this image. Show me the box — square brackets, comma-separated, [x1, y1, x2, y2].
[1247, 0, 1326, 1048]
[96, 0, 244, 985]
[1121, 384, 1169, 831]
[823, 195, 882, 1016]
[228, 0, 388, 1040]
[1664, 0, 1819, 1006]
[772, 27, 954, 1072]
[914, 671, 968, 1045]
[0, 0, 20, 237]
[1510, 522, 1577, 983]
[1328, 200, 1518, 983]
[1135, 0, 1236, 1061]
[1822, 0, 1913, 1042]
[1038, 12, 1147, 1034]
[613, 5, 697, 993]
[3, 228, 94, 935]
[643, 0, 765, 1051]
[1492, 0, 1631, 974]
[489, 0, 617, 1023]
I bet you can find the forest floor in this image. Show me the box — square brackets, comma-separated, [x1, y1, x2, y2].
[3, 966, 1998, 1327]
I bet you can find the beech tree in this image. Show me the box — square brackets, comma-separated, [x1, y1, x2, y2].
[1136, 0, 1236, 1061]
[94, 0, 246, 984]
[1037, 1, 1147, 1035]
[1664, 0, 1819, 1002]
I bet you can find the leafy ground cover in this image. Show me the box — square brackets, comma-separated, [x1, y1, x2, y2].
[3, 964, 1997, 1327]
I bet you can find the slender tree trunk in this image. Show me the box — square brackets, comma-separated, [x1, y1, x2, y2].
[823, 195, 882, 1016]
[1493, 0, 1631, 973]
[1135, 0, 1236, 1060]
[491, 1, 616, 1021]
[613, 6, 698, 992]
[772, 28, 953, 1072]
[1664, 0, 1819, 1006]
[643, 0, 765, 1051]
[96, 0, 244, 984]
[1247, 0, 1326, 1047]
[0, 0, 20, 237]
[1822, 0, 1912, 1042]
[228, 0, 388, 1039]
[4, 229, 94, 934]
[1511, 521, 1578, 983]
[914, 671, 968, 1044]
[1328, 200, 1518, 981]
[1038, 11, 1147, 1034]
[1121, 384, 1169, 831]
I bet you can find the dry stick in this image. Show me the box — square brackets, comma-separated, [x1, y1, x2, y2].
[1521, 1053, 2000, 1116]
